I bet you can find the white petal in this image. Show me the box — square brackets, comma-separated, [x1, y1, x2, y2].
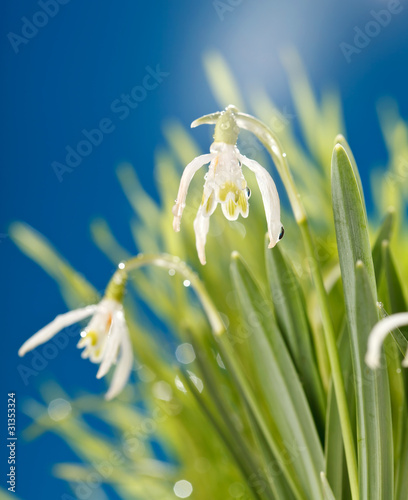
[19, 305, 98, 357]
[193, 206, 210, 265]
[239, 154, 282, 248]
[105, 323, 133, 400]
[97, 309, 125, 379]
[172, 153, 215, 232]
[366, 312, 408, 369]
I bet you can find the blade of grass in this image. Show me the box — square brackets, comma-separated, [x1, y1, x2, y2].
[355, 262, 393, 500]
[235, 113, 358, 500]
[321, 472, 337, 500]
[325, 322, 354, 500]
[372, 208, 395, 286]
[231, 253, 324, 500]
[180, 369, 272, 500]
[265, 240, 326, 431]
[332, 143, 393, 500]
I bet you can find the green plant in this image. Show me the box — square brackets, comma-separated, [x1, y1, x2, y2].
[9, 52, 408, 500]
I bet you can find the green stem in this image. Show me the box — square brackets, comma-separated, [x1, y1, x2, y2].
[119, 253, 224, 336]
[236, 113, 359, 500]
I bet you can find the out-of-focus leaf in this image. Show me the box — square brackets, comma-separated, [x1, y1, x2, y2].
[162, 121, 201, 167]
[202, 51, 245, 111]
[9, 222, 98, 306]
[116, 162, 162, 227]
[90, 218, 132, 262]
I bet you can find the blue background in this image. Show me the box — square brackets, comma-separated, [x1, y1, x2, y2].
[1, 1, 407, 498]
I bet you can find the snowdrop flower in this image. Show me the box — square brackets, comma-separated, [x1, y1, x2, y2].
[18, 272, 133, 400]
[172, 105, 284, 265]
[365, 311, 408, 369]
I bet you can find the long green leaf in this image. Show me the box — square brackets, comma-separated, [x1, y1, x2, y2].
[372, 208, 395, 285]
[380, 241, 408, 500]
[332, 143, 393, 500]
[265, 240, 326, 430]
[231, 253, 324, 500]
[10, 222, 98, 307]
[321, 472, 337, 500]
[325, 323, 354, 500]
[355, 262, 393, 500]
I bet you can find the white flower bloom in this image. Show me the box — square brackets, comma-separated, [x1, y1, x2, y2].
[18, 297, 133, 400]
[365, 312, 408, 369]
[172, 108, 284, 265]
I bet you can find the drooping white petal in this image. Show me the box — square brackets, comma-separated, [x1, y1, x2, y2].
[193, 206, 210, 265]
[239, 154, 282, 248]
[96, 309, 125, 379]
[18, 305, 98, 357]
[366, 312, 408, 369]
[172, 153, 216, 232]
[105, 320, 133, 400]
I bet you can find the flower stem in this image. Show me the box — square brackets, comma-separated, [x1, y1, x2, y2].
[119, 253, 225, 336]
[236, 113, 359, 500]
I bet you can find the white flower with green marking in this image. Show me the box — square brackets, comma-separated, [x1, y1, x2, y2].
[172, 106, 284, 265]
[18, 272, 133, 400]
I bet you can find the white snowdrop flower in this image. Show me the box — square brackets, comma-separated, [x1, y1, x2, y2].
[172, 105, 284, 265]
[18, 271, 133, 400]
[365, 312, 408, 369]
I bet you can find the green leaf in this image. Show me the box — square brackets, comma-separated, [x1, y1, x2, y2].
[202, 51, 245, 111]
[265, 240, 326, 430]
[9, 222, 98, 307]
[331, 144, 375, 297]
[231, 253, 324, 500]
[372, 208, 395, 286]
[354, 262, 393, 500]
[381, 241, 408, 353]
[334, 135, 365, 213]
[325, 323, 354, 500]
[320, 472, 337, 500]
[396, 416, 408, 500]
[332, 144, 393, 500]
[382, 240, 408, 314]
